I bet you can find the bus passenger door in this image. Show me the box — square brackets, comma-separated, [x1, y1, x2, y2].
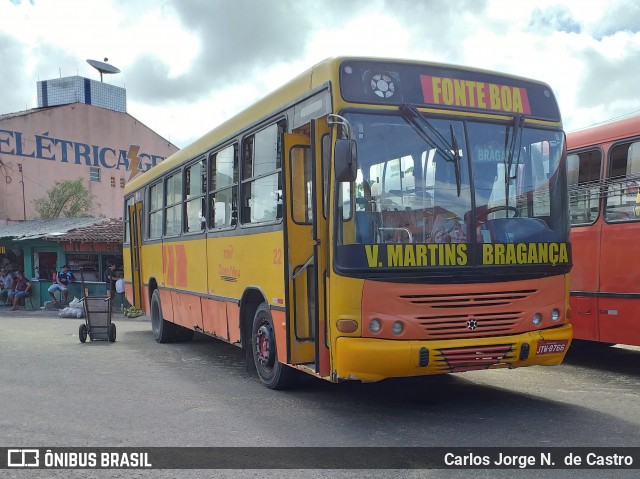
[128, 202, 144, 309]
[283, 131, 318, 366]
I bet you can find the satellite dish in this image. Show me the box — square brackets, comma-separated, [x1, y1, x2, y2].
[86, 58, 121, 82]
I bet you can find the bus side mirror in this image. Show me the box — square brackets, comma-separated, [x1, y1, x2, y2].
[335, 139, 358, 182]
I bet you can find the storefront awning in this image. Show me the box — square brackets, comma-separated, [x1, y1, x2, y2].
[0, 218, 122, 243]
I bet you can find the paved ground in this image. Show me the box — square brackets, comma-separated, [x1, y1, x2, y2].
[1, 308, 639, 479]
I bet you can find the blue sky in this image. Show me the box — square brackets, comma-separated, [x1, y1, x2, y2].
[1, 0, 639, 148]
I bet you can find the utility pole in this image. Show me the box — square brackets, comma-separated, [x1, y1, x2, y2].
[18, 164, 26, 220]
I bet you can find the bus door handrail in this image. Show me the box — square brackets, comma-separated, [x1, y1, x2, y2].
[291, 255, 314, 280]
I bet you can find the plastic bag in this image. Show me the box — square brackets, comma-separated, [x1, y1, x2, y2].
[59, 307, 85, 318]
[69, 297, 83, 309]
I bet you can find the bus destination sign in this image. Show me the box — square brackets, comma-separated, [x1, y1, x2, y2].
[339, 59, 561, 121]
[337, 242, 571, 271]
[420, 75, 532, 115]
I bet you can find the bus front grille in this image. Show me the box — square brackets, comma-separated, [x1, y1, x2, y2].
[433, 344, 516, 373]
[399, 289, 536, 307]
[417, 312, 522, 338]
[399, 289, 536, 339]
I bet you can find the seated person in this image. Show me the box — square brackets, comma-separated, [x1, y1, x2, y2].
[8, 270, 32, 310]
[0, 268, 15, 305]
[48, 264, 76, 304]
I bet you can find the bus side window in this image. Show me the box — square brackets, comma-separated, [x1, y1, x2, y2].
[209, 144, 238, 229]
[164, 172, 182, 236]
[241, 123, 283, 224]
[184, 158, 207, 233]
[605, 141, 640, 222]
[628, 141, 640, 218]
[568, 149, 601, 225]
[148, 181, 163, 239]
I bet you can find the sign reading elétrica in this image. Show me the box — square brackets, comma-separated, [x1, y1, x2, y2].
[0, 129, 167, 172]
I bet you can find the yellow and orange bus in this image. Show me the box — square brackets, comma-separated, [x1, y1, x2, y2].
[567, 114, 640, 346]
[123, 57, 573, 389]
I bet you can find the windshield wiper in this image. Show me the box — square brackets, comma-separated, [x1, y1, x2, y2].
[504, 114, 524, 202]
[399, 104, 462, 197]
[450, 124, 462, 197]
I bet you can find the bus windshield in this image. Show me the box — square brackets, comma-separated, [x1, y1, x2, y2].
[337, 111, 568, 269]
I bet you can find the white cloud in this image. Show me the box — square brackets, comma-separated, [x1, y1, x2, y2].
[1, 0, 639, 146]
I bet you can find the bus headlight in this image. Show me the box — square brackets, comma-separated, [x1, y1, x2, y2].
[369, 319, 382, 334]
[392, 321, 404, 335]
[532, 313, 542, 326]
[550, 309, 561, 321]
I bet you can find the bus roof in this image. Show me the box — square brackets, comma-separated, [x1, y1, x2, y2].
[125, 56, 559, 194]
[567, 113, 640, 150]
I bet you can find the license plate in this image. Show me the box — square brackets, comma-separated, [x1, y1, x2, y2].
[536, 339, 568, 355]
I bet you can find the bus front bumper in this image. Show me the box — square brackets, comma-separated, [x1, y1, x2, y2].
[333, 324, 572, 382]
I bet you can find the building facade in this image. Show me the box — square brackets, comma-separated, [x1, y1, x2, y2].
[0, 75, 179, 305]
[0, 76, 179, 222]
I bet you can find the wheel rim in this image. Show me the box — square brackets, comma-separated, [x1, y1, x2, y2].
[255, 318, 275, 371]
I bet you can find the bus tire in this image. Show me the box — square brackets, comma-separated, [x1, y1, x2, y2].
[251, 302, 297, 390]
[150, 289, 175, 343]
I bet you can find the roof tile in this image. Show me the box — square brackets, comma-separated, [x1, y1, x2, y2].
[0, 217, 122, 243]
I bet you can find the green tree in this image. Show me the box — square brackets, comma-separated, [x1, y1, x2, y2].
[32, 179, 97, 219]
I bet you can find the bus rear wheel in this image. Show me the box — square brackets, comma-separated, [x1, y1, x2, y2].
[151, 289, 175, 343]
[251, 303, 297, 390]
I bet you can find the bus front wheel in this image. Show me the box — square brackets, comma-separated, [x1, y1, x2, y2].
[151, 289, 175, 343]
[251, 303, 297, 390]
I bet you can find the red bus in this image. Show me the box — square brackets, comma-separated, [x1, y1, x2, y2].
[567, 114, 640, 346]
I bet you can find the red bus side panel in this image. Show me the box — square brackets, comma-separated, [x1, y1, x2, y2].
[201, 298, 230, 341]
[597, 297, 640, 345]
[570, 296, 598, 341]
[172, 291, 204, 331]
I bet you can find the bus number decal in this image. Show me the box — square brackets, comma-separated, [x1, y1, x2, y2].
[273, 248, 283, 265]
